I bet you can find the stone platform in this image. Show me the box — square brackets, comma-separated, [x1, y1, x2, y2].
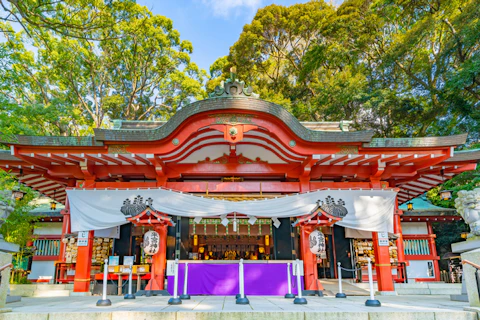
[0, 295, 477, 320]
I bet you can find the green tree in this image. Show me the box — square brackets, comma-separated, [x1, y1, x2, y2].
[0, 0, 137, 40]
[0, 171, 38, 283]
[0, 2, 206, 134]
[213, 1, 336, 119]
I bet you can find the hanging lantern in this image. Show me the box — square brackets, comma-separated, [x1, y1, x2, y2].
[61, 237, 68, 244]
[265, 235, 269, 246]
[259, 247, 265, 254]
[143, 230, 160, 256]
[199, 247, 205, 254]
[407, 202, 414, 211]
[440, 190, 452, 201]
[193, 234, 198, 246]
[309, 229, 326, 255]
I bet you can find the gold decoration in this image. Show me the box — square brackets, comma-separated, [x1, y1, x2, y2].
[108, 145, 130, 154]
[336, 145, 359, 154]
[222, 176, 244, 182]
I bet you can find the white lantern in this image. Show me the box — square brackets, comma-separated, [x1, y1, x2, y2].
[143, 230, 160, 256]
[309, 229, 326, 255]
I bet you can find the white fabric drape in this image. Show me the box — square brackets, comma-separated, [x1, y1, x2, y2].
[66, 188, 397, 233]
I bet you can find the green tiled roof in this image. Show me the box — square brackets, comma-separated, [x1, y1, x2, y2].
[400, 195, 457, 216]
[366, 134, 468, 148]
[94, 97, 374, 143]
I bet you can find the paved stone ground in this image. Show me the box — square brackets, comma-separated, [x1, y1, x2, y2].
[0, 295, 477, 320]
[321, 279, 370, 296]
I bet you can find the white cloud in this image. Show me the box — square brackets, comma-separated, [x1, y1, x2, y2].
[201, 0, 263, 18]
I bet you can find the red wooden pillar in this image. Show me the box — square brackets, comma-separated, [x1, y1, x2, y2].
[57, 199, 71, 281]
[394, 201, 407, 282]
[146, 224, 168, 290]
[58, 199, 71, 262]
[372, 232, 395, 291]
[73, 230, 94, 292]
[427, 222, 441, 281]
[300, 225, 323, 291]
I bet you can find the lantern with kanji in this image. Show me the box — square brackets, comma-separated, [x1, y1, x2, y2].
[309, 229, 326, 255]
[143, 230, 160, 255]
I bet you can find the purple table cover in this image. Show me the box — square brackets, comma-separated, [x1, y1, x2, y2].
[167, 262, 303, 296]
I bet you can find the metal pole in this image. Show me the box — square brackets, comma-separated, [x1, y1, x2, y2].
[146, 258, 154, 297]
[236, 259, 249, 304]
[96, 259, 112, 306]
[335, 262, 346, 298]
[124, 266, 135, 299]
[293, 259, 307, 304]
[168, 259, 182, 305]
[285, 262, 295, 298]
[180, 262, 191, 299]
[365, 257, 381, 307]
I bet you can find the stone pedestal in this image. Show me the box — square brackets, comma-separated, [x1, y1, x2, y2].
[0, 251, 13, 312]
[452, 236, 480, 254]
[461, 248, 480, 307]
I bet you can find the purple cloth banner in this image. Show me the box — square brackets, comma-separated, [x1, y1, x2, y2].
[167, 262, 303, 296]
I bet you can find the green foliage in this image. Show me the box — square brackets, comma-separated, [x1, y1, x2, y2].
[215, 0, 479, 139]
[0, 171, 38, 247]
[432, 220, 469, 271]
[11, 272, 31, 284]
[0, 2, 206, 134]
[0, 170, 38, 282]
[221, 2, 336, 120]
[427, 167, 480, 208]
[0, 0, 139, 41]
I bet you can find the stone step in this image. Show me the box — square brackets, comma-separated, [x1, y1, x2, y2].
[32, 289, 71, 297]
[394, 282, 462, 289]
[0, 311, 476, 320]
[34, 284, 68, 291]
[9, 285, 36, 297]
[395, 287, 462, 295]
[394, 282, 462, 295]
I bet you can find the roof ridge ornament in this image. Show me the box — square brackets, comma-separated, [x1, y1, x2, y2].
[209, 67, 259, 98]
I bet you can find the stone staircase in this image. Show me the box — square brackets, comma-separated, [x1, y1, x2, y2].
[394, 282, 462, 295]
[10, 284, 73, 297]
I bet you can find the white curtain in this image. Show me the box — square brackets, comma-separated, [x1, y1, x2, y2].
[66, 188, 397, 233]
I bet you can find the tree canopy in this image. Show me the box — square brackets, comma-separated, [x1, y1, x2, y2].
[0, 1, 206, 136]
[210, 0, 480, 140]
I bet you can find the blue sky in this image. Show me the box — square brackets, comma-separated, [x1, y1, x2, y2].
[138, 0, 318, 74]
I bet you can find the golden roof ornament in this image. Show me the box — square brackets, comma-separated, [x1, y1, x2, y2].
[209, 67, 259, 98]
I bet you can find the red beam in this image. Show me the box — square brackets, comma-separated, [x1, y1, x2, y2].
[132, 154, 151, 165]
[99, 154, 123, 165]
[343, 155, 365, 165]
[34, 153, 67, 165]
[67, 154, 85, 162]
[357, 155, 381, 165]
[329, 155, 350, 165]
[115, 154, 137, 165]
[48, 153, 80, 165]
[82, 154, 109, 165]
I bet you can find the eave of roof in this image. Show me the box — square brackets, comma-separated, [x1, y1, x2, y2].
[444, 148, 480, 162]
[0, 96, 471, 148]
[0, 135, 101, 147]
[364, 134, 468, 148]
[94, 97, 375, 143]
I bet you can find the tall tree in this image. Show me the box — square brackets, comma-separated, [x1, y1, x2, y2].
[0, 2, 206, 135]
[0, 0, 136, 40]
[303, 0, 480, 138]
[211, 1, 336, 120]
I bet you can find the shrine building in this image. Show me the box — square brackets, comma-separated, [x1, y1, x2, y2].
[1, 76, 479, 296]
